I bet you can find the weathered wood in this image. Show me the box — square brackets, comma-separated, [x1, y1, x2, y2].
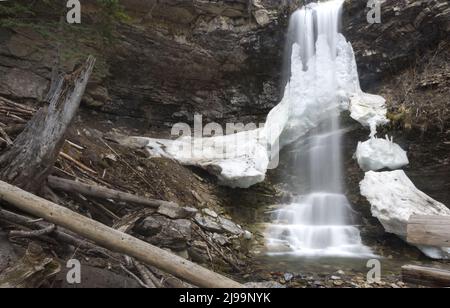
[402, 265, 450, 288]
[0, 180, 243, 288]
[0, 208, 112, 257]
[0, 57, 95, 192]
[407, 215, 450, 247]
[48, 175, 176, 209]
[9, 225, 56, 239]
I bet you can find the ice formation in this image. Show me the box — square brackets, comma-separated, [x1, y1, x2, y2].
[361, 171, 450, 259]
[125, 7, 387, 188]
[349, 93, 389, 137]
[355, 135, 409, 171]
[263, 0, 374, 257]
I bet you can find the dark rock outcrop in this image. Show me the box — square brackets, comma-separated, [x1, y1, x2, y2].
[344, 0, 450, 90]
[105, 0, 301, 125]
[0, 0, 301, 127]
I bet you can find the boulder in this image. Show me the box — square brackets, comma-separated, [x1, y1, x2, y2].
[202, 208, 218, 218]
[135, 215, 192, 251]
[360, 170, 450, 259]
[218, 217, 243, 235]
[134, 216, 162, 237]
[194, 212, 244, 235]
[194, 213, 223, 233]
[147, 218, 192, 251]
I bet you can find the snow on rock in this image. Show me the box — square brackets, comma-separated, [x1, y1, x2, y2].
[355, 136, 409, 171]
[131, 130, 270, 189]
[334, 35, 388, 136]
[360, 170, 450, 259]
[349, 93, 388, 137]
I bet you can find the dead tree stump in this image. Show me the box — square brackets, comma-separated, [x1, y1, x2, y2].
[0, 56, 96, 192]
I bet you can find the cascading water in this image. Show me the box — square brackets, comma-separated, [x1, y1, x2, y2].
[266, 0, 373, 257]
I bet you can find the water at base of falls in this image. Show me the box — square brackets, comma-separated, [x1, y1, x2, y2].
[266, 116, 373, 258]
[266, 0, 373, 258]
[267, 192, 374, 257]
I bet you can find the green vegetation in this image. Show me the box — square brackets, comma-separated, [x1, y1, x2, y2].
[0, 0, 128, 82]
[0, 0, 129, 38]
[94, 0, 130, 41]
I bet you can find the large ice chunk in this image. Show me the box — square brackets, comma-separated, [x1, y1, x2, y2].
[350, 93, 389, 137]
[360, 170, 450, 259]
[355, 136, 409, 171]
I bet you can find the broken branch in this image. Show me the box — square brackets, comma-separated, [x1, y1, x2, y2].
[9, 224, 56, 239]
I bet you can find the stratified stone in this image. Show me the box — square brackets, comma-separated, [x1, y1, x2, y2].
[194, 213, 223, 233]
[218, 217, 243, 235]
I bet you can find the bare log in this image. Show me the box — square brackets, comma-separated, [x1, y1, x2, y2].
[0, 57, 95, 192]
[0, 208, 112, 258]
[0, 180, 243, 288]
[48, 176, 176, 209]
[407, 215, 450, 247]
[402, 265, 450, 288]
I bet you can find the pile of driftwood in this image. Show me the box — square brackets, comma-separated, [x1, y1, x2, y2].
[0, 96, 35, 148]
[0, 57, 242, 288]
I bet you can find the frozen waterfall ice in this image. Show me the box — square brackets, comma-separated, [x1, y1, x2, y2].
[265, 0, 373, 257]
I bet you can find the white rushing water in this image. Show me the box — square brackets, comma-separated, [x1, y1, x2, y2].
[266, 0, 373, 257]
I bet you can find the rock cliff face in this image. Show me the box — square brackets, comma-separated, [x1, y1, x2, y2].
[344, 0, 450, 132]
[0, 0, 448, 130]
[0, 0, 301, 127]
[344, 0, 449, 88]
[106, 0, 299, 125]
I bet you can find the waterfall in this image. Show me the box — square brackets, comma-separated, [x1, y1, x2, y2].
[266, 0, 373, 257]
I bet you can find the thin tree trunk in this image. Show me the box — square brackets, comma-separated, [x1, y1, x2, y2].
[0, 57, 95, 192]
[48, 176, 177, 209]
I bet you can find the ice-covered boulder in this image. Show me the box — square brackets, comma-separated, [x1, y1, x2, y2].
[349, 93, 389, 136]
[355, 136, 409, 171]
[360, 170, 450, 259]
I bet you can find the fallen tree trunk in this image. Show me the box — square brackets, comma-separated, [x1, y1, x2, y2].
[0, 180, 243, 288]
[48, 176, 176, 209]
[0, 57, 95, 192]
[402, 265, 450, 288]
